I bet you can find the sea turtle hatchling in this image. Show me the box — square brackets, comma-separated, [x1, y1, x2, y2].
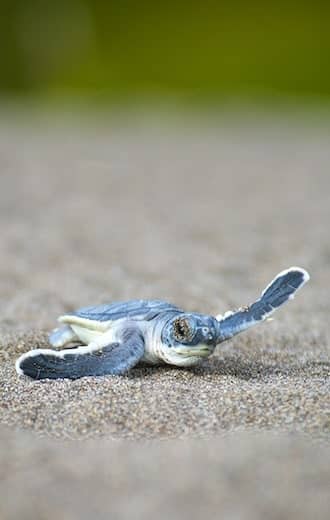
[16, 267, 309, 380]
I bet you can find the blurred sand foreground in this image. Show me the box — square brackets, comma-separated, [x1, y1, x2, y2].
[0, 112, 329, 519]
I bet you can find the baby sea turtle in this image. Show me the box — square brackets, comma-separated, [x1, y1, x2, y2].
[16, 267, 309, 380]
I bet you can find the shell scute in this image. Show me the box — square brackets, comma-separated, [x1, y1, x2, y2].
[63, 299, 181, 323]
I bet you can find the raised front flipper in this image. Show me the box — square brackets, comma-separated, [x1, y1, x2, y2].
[216, 267, 309, 342]
[16, 327, 145, 380]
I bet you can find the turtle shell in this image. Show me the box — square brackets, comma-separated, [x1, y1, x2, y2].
[62, 299, 181, 323]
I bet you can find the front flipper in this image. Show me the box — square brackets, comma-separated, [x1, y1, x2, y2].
[216, 267, 309, 342]
[16, 327, 145, 380]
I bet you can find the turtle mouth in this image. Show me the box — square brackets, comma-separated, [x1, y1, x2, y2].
[174, 345, 212, 357]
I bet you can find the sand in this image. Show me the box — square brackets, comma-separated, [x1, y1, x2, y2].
[0, 111, 329, 518]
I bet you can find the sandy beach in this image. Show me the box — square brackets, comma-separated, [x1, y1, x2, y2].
[0, 112, 329, 518]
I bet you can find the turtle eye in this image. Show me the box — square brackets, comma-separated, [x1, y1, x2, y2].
[173, 317, 194, 342]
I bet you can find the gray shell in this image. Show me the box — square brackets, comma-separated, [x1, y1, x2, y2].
[68, 299, 182, 322]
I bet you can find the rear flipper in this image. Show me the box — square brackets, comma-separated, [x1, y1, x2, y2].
[16, 327, 145, 380]
[49, 325, 79, 348]
[216, 267, 309, 342]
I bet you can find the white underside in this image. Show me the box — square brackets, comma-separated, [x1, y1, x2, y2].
[59, 314, 112, 331]
[70, 324, 107, 344]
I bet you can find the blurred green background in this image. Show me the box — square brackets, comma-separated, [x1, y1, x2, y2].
[1, 0, 330, 105]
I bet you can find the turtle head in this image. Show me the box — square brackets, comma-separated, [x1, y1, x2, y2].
[161, 313, 218, 366]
